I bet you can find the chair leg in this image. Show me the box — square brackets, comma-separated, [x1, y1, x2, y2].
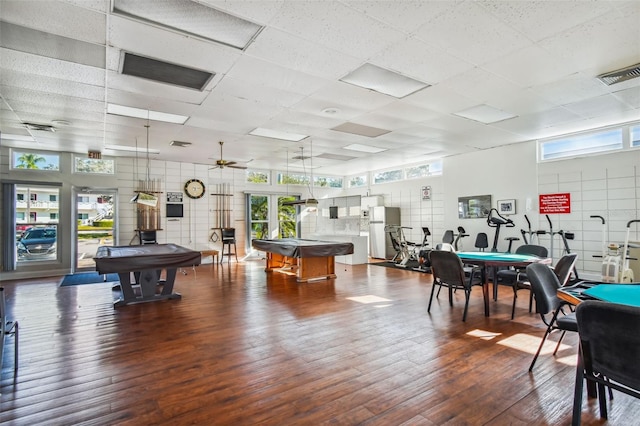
[529, 291, 534, 313]
[462, 289, 470, 322]
[529, 325, 553, 372]
[511, 286, 518, 320]
[572, 351, 584, 426]
[428, 282, 438, 312]
[553, 330, 567, 356]
[14, 322, 18, 371]
[597, 382, 608, 419]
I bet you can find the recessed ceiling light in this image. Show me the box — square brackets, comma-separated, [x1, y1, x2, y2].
[453, 104, 517, 124]
[322, 107, 341, 115]
[340, 63, 430, 98]
[107, 103, 189, 124]
[249, 128, 308, 142]
[104, 144, 160, 154]
[343, 144, 387, 153]
[170, 140, 192, 147]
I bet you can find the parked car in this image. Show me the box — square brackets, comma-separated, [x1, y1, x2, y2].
[17, 227, 57, 259]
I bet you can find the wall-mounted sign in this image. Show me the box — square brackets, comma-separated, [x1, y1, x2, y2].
[539, 193, 571, 214]
[422, 186, 431, 200]
[88, 151, 102, 159]
[167, 192, 183, 203]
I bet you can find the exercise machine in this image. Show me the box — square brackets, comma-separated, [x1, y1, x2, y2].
[593, 216, 638, 282]
[487, 208, 515, 252]
[453, 226, 469, 251]
[413, 227, 432, 272]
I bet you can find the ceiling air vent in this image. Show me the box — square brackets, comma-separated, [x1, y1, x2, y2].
[23, 122, 56, 132]
[170, 140, 192, 147]
[597, 63, 640, 86]
[121, 52, 214, 91]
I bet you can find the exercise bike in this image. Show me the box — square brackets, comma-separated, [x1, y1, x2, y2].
[487, 208, 515, 252]
[592, 215, 638, 283]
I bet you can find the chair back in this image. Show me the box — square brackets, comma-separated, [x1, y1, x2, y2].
[442, 230, 454, 245]
[221, 228, 236, 241]
[474, 233, 489, 251]
[516, 244, 548, 258]
[525, 263, 562, 315]
[429, 250, 466, 288]
[553, 253, 578, 286]
[576, 300, 640, 391]
[139, 230, 157, 245]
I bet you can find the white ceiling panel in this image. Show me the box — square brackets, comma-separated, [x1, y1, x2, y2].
[0, 0, 638, 174]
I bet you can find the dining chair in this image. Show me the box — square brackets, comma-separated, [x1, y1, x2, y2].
[428, 250, 483, 322]
[0, 287, 19, 372]
[525, 262, 577, 371]
[572, 300, 640, 425]
[495, 244, 548, 318]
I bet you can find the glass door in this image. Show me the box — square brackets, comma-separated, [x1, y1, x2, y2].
[247, 194, 299, 253]
[74, 189, 117, 271]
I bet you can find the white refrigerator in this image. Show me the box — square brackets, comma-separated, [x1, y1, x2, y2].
[369, 206, 401, 259]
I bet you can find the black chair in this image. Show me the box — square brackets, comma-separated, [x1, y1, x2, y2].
[0, 287, 19, 372]
[495, 244, 548, 316]
[220, 228, 238, 263]
[572, 301, 640, 425]
[525, 262, 577, 371]
[474, 233, 488, 251]
[428, 250, 484, 322]
[138, 230, 157, 245]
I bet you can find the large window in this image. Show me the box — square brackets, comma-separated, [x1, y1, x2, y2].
[373, 169, 403, 185]
[538, 122, 640, 161]
[348, 174, 367, 188]
[246, 170, 270, 184]
[12, 150, 60, 170]
[13, 184, 60, 264]
[74, 156, 115, 174]
[314, 176, 343, 188]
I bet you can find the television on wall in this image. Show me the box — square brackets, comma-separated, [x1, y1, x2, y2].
[166, 203, 184, 218]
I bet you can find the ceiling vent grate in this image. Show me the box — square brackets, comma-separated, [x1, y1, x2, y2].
[121, 52, 214, 91]
[170, 140, 192, 147]
[23, 122, 56, 132]
[597, 63, 640, 86]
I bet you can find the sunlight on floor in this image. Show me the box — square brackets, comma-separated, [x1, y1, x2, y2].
[497, 333, 572, 355]
[466, 329, 502, 340]
[346, 295, 392, 304]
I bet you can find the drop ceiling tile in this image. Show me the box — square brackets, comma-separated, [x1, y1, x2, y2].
[245, 27, 361, 80]
[413, 1, 532, 66]
[343, 0, 461, 33]
[372, 36, 474, 85]
[1, 0, 106, 44]
[533, 71, 613, 105]
[402, 85, 476, 115]
[269, 1, 406, 58]
[492, 107, 584, 137]
[371, 100, 441, 123]
[1, 48, 105, 86]
[349, 113, 419, 132]
[226, 55, 330, 96]
[479, 0, 614, 42]
[439, 67, 523, 107]
[302, 81, 396, 111]
[107, 73, 213, 106]
[612, 87, 640, 109]
[268, 110, 344, 130]
[562, 93, 634, 118]
[1, 69, 105, 101]
[214, 76, 307, 108]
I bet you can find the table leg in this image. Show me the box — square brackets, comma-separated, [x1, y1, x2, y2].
[482, 273, 490, 317]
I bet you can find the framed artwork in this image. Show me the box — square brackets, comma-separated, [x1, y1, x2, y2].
[498, 199, 516, 215]
[458, 194, 491, 219]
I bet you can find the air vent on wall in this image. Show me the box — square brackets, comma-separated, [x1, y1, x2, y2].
[121, 52, 214, 91]
[23, 122, 56, 132]
[597, 63, 640, 86]
[170, 140, 192, 147]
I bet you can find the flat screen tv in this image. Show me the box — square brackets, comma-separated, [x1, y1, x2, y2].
[166, 203, 184, 218]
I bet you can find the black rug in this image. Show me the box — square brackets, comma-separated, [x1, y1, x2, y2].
[369, 260, 429, 272]
[60, 272, 119, 286]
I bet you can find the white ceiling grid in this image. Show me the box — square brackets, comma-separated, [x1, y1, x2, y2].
[0, 0, 638, 174]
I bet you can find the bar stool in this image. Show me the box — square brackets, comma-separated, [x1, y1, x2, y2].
[220, 228, 238, 263]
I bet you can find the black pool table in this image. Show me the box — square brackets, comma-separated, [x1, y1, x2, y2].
[94, 243, 201, 307]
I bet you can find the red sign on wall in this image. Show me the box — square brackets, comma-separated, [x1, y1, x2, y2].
[539, 193, 571, 214]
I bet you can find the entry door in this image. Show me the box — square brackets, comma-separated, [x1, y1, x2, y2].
[247, 194, 299, 253]
[74, 189, 117, 271]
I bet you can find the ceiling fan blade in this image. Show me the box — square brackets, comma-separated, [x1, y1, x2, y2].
[229, 164, 248, 169]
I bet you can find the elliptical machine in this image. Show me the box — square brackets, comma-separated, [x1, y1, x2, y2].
[487, 208, 515, 252]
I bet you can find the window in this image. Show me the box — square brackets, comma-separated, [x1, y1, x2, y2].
[631, 124, 640, 147]
[49, 194, 57, 202]
[17, 194, 24, 201]
[539, 127, 624, 161]
[348, 175, 367, 188]
[277, 173, 309, 185]
[16, 212, 25, 221]
[373, 169, 403, 185]
[78, 213, 89, 220]
[246, 170, 270, 184]
[74, 156, 115, 174]
[50, 213, 58, 220]
[405, 164, 430, 179]
[30, 193, 38, 201]
[314, 176, 343, 188]
[12, 150, 60, 170]
[77, 196, 90, 203]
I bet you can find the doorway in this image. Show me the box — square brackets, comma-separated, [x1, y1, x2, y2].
[74, 188, 117, 271]
[246, 194, 299, 251]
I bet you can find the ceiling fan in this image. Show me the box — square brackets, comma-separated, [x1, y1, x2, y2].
[209, 141, 248, 170]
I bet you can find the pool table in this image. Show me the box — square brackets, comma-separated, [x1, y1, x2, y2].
[251, 238, 354, 282]
[94, 243, 201, 307]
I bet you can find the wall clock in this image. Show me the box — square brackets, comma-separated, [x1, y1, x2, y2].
[184, 179, 205, 199]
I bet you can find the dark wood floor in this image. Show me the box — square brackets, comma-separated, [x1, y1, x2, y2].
[1, 260, 638, 425]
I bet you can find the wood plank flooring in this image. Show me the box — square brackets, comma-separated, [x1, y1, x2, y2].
[1, 260, 638, 425]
